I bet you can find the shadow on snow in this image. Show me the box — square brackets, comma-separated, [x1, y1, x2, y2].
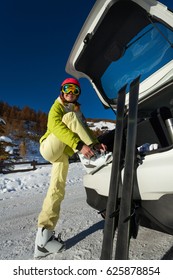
[65, 220, 104, 250]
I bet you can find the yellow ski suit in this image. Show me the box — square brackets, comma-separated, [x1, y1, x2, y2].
[38, 97, 98, 229]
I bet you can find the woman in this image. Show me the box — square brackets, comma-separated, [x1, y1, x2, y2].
[34, 77, 112, 258]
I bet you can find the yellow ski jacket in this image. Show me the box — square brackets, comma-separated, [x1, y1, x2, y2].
[40, 97, 98, 156]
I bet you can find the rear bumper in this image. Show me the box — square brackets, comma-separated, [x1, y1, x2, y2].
[85, 187, 107, 212]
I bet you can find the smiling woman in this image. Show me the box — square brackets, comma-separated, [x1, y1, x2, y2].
[34, 76, 112, 259]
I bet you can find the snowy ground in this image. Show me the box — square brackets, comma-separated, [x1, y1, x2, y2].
[0, 161, 173, 260]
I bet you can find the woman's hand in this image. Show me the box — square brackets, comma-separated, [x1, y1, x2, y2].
[80, 143, 107, 158]
[80, 144, 95, 158]
[93, 143, 107, 152]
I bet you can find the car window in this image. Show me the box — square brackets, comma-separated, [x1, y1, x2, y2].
[101, 23, 173, 99]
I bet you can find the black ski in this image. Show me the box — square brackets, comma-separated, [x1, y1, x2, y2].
[100, 84, 126, 260]
[115, 76, 140, 260]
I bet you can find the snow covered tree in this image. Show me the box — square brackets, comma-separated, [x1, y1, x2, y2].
[0, 118, 21, 173]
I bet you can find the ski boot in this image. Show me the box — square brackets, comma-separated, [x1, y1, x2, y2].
[78, 150, 113, 174]
[34, 227, 65, 259]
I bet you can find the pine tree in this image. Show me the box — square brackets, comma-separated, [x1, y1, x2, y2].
[0, 118, 8, 160]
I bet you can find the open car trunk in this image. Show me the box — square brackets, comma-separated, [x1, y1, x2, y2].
[66, 0, 173, 258]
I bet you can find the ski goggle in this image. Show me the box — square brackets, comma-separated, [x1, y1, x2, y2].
[61, 84, 81, 95]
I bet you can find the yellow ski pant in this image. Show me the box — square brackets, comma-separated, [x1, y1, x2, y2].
[38, 112, 94, 230]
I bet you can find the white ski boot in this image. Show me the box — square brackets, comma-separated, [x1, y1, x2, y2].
[78, 151, 113, 174]
[34, 228, 65, 259]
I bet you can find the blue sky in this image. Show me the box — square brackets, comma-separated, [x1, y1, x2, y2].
[0, 0, 115, 120]
[0, 0, 172, 120]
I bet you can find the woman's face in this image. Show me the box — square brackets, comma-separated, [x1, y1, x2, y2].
[63, 92, 78, 103]
[62, 83, 80, 103]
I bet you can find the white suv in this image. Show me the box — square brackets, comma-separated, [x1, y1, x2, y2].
[66, 0, 173, 259]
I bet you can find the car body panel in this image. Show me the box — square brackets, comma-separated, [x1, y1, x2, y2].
[84, 147, 173, 200]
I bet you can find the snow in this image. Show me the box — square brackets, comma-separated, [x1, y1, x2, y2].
[1, 162, 173, 261]
[87, 121, 115, 131]
[0, 118, 6, 125]
[0, 120, 173, 261]
[0, 135, 12, 143]
[5, 146, 13, 154]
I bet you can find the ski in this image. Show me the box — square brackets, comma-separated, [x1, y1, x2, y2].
[100, 84, 126, 260]
[115, 76, 140, 260]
